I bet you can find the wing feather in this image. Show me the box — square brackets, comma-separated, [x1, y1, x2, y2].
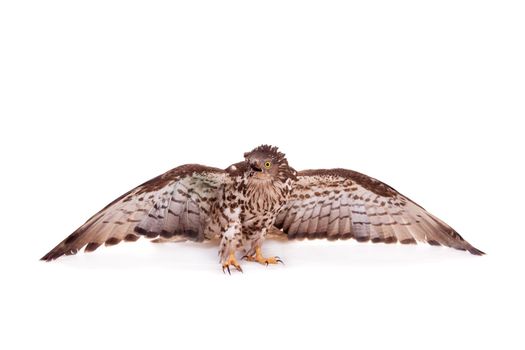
[298, 203, 314, 235]
[41, 164, 227, 261]
[275, 168, 484, 255]
[306, 202, 321, 236]
[352, 199, 371, 242]
[325, 194, 341, 239]
[339, 193, 352, 238]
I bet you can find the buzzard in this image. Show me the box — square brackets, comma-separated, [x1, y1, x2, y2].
[41, 145, 484, 273]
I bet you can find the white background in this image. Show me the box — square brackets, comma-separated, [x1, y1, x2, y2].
[1, 1, 524, 349]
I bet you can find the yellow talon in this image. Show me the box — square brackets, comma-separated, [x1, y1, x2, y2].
[242, 247, 284, 266]
[222, 253, 243, 274]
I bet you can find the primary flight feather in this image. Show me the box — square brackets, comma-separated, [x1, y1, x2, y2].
[41, 145, 484, 272]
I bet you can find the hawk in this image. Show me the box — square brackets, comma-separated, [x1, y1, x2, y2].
[41, 145, 484, 273]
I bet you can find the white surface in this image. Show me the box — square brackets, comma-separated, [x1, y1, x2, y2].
[1, 1, 524, 350]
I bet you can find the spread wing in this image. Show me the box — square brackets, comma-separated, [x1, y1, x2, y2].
[41, 164, 228, 261]
[275, 169, 484, 255]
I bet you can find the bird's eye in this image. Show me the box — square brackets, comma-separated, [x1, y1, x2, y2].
[264, 161, 271, 169]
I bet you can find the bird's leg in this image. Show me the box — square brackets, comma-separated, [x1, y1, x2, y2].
[243, 245, 283, 266]
[218, 221, 243, 274]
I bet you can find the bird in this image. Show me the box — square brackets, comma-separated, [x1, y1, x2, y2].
[41, 144, 484, 272]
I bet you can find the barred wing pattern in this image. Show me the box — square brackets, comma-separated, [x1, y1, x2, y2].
[275, 169, 483, 255]
[41, 164, 227, 261]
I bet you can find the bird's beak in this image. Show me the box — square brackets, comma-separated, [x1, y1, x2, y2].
[249, 160, 270, 179]
[250, 160, 262, 173]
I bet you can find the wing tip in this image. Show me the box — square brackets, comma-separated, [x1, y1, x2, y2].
[452, 242, 485, 256]
[467, 246, 485, 256]
[40, 244, 80, 262]
[40, 254, 53, 262]
[40, 249, 63, 262]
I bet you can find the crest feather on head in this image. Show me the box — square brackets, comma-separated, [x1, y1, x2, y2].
[244, 144, 286, 163]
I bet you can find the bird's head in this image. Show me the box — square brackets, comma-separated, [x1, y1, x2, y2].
[243, 145, 296, 183]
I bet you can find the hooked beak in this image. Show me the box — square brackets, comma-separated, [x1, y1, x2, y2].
[250, 162, 262, 173]
[248, 160, 269, 179]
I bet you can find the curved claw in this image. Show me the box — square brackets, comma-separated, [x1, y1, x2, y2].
[222, 264, 243, 274]
[274, 256, 284, 264]
[264, 257, 284, 266]
[222, 253, 243, 274]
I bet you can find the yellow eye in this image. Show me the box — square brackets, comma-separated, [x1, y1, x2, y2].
[264, 161, 271, 169]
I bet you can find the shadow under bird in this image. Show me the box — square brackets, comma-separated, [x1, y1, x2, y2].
[41, 145, 484, 273]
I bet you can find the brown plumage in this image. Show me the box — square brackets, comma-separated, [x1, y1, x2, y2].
[274, 168, 483, 255]
[41, 145, 484, 270]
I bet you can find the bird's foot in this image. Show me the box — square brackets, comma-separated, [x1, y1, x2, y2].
[222, 253, 243, 274]
[242, 247, 284, 266]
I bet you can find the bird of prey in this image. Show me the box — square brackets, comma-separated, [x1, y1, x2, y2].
[41, 145, 484, 272]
